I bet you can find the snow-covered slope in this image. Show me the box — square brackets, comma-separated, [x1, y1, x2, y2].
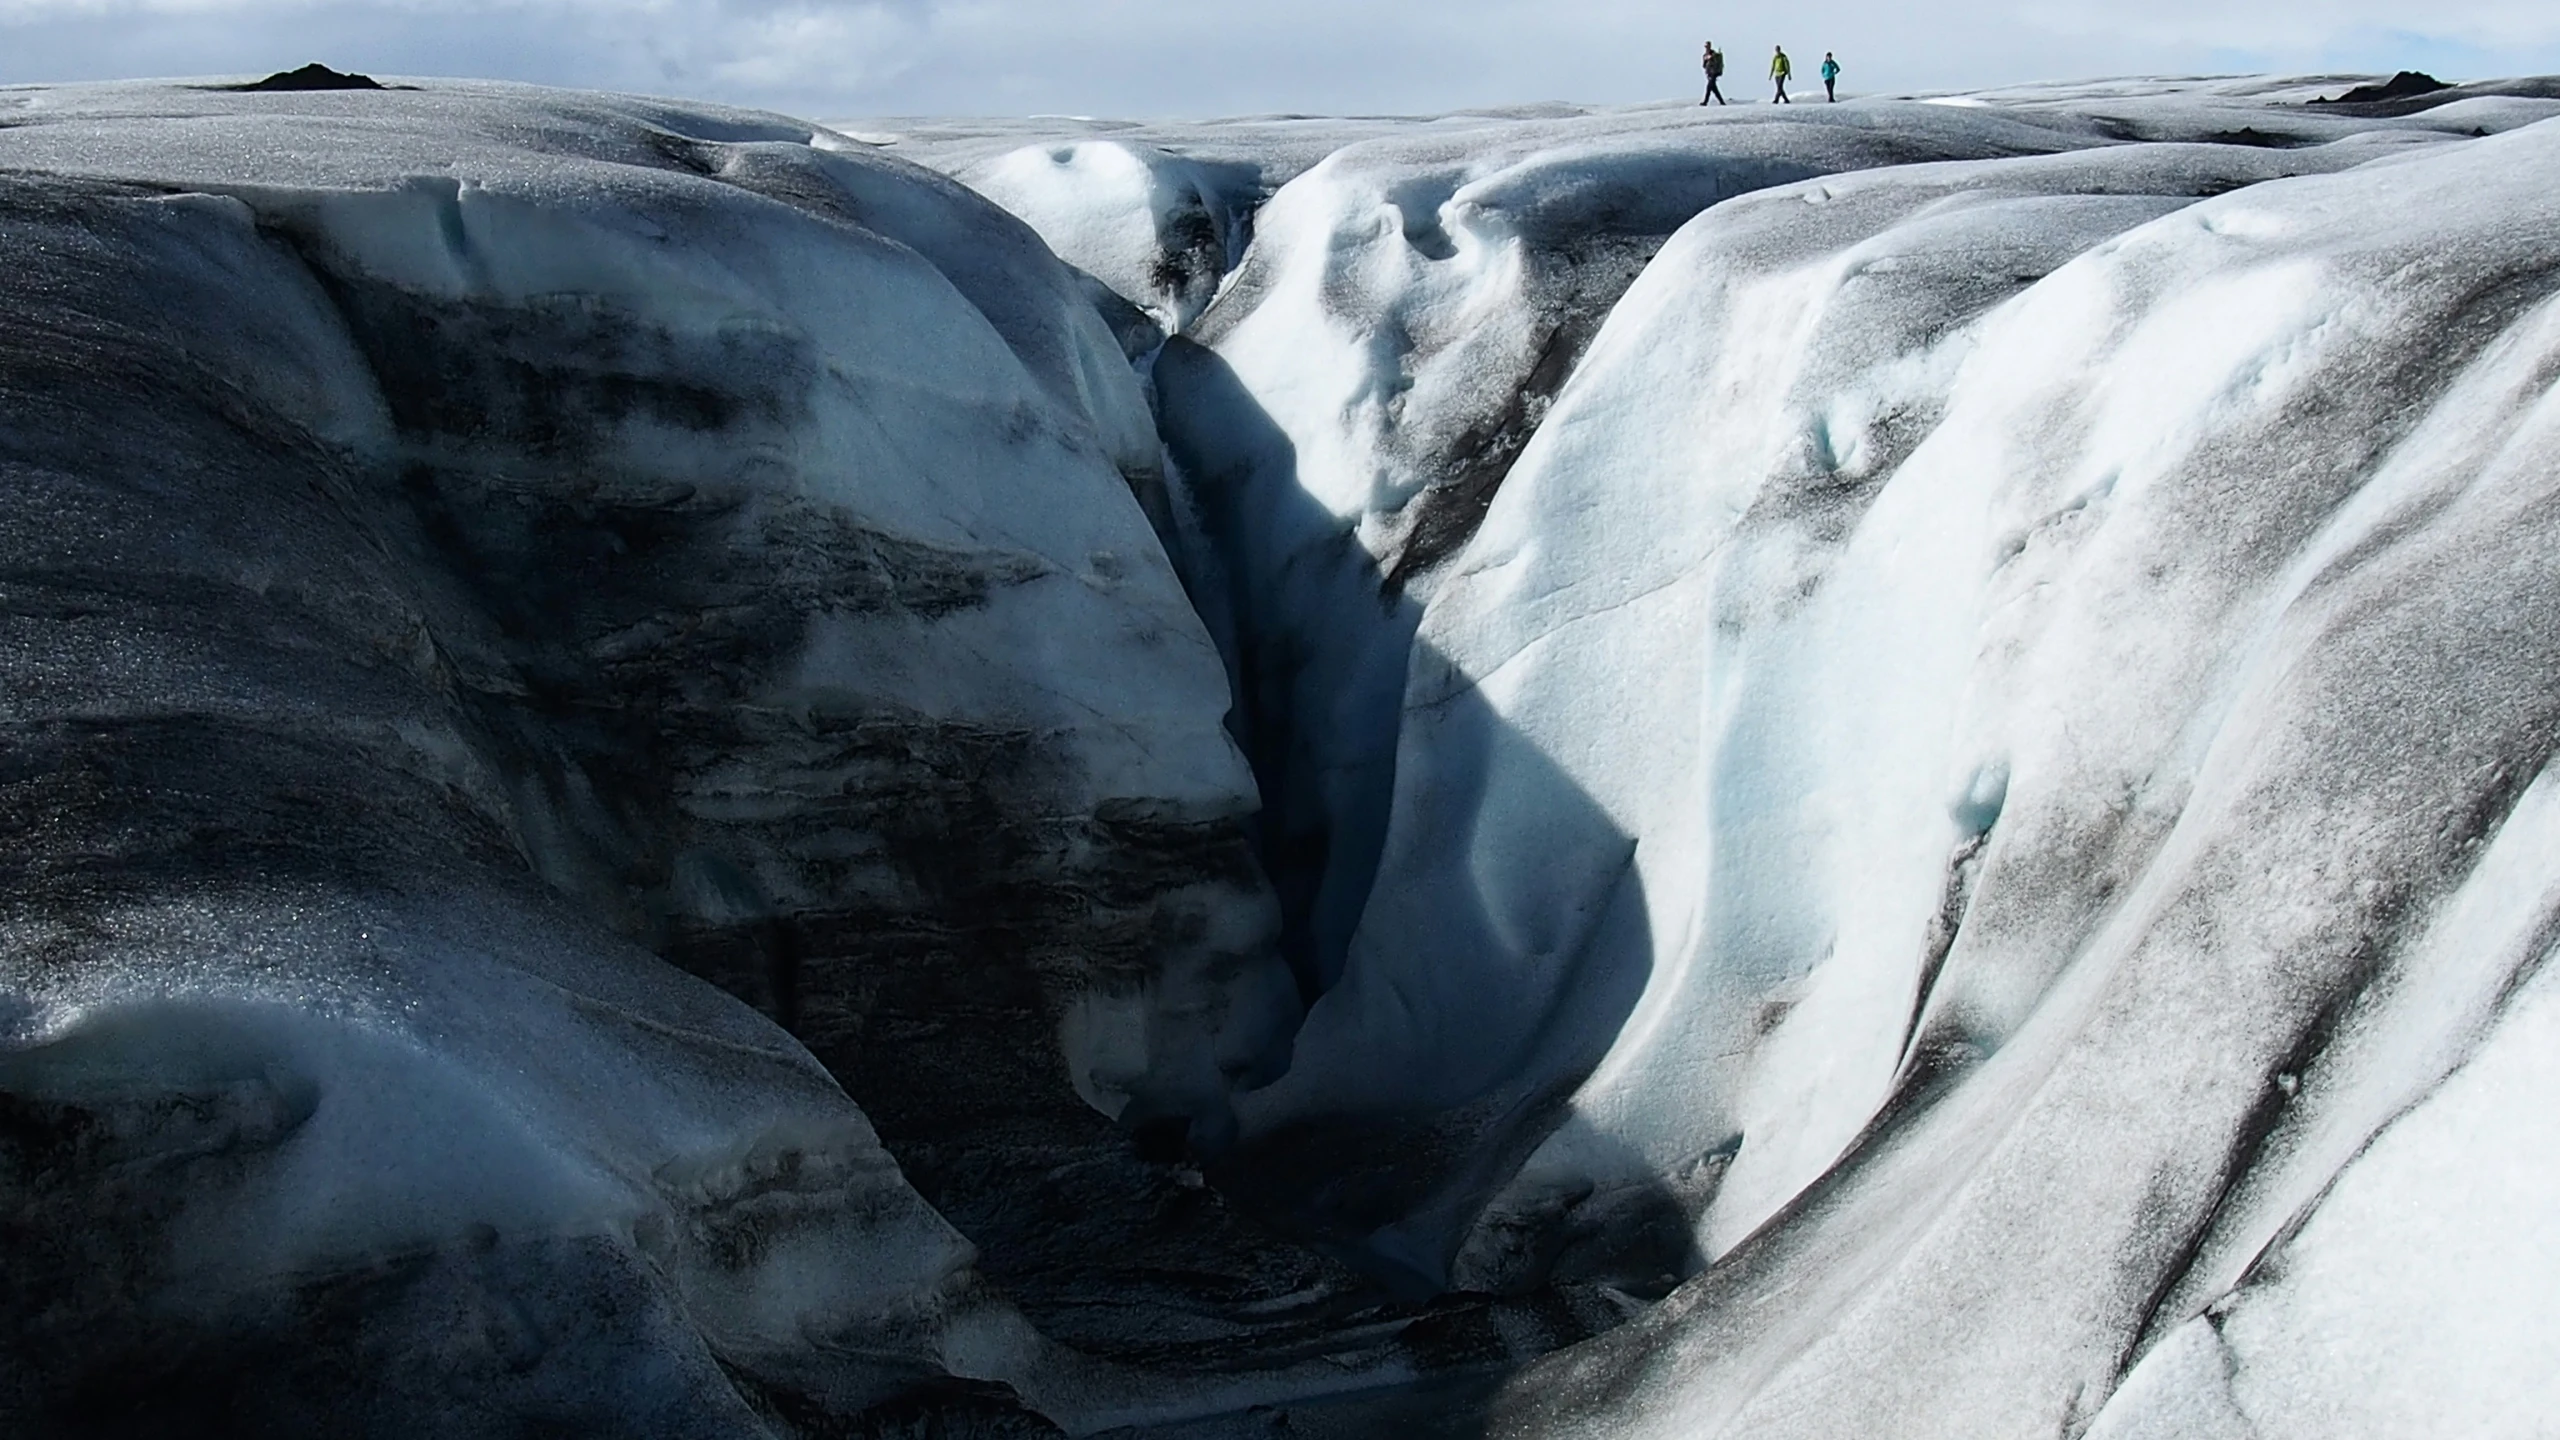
[838, 111, 1430, 352]
[11, 65, 2560, 1440]
[1365, 104, 2560, 1440]
[1156, 105, 2099, 1003]
[944, 140, 1260, 340]
[923, 87, 2560, 1040]
[0, 78, 1293, 1433]
[918, 72, 2560, 1436]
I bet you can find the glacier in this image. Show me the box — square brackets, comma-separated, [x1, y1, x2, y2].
[0, 78, 1292, 1435]
[3, 66, 2558, 1438]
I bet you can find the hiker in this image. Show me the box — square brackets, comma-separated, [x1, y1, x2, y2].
[1771, 45, 1793, 103]
[1821, 51, 1840, 101]
[1701, 41, 1727, 105]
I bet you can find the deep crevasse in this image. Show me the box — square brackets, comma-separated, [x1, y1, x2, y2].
[4, 67, 2560, 1440]
[912, 76, 2560, 1437]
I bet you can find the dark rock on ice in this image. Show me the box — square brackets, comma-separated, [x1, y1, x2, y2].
[2311, 70, 2450, 105]
[227, 63, 387, 92]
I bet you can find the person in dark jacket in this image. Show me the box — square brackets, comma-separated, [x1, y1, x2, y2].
[1770, 45, 1793, 103]
[1701, 41, 1727, 105]
[1821, 51, 1841, 101]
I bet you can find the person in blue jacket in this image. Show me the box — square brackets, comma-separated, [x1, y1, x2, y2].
[1821, 51, 1841, 101]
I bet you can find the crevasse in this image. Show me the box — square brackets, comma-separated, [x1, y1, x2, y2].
[5, 70, 2560, 1440]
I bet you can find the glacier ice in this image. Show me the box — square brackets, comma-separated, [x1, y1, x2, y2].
[1151, 103, 2088, 1004]
[0, 78, 1292, 1433]
[7, 66, 2560, 1439]
[2087, 772, 2560, 1440]
[949, 139, 1261, 339]
[927, 75, 2560, 1436]
[1439, 102, 2560, 1440]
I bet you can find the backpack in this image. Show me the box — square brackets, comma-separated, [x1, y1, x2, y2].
[1707, 50, 1725, 77]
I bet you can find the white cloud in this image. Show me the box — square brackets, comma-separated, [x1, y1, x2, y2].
[0, 0, 2553, 118]
[696, 3, 927, 94]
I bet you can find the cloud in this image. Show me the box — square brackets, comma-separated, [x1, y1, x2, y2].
[691, 2, 928, 94]
[0, 0, 2553, 119]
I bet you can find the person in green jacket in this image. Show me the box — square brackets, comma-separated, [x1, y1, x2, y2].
[1821, 51, 1841, 101]
[1771, 45, 1793, 103]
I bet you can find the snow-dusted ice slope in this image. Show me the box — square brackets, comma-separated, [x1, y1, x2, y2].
[1225, 135, 2388, 1280]
[1164, 88, 2560, 1440]
[9, 64, 2560, 1440]
[918, 72, 2560, 1436]
[0, 78, 1293, 1433]
[1447, 111, 2560, 1436]
[1155, 106, 2088, 1002]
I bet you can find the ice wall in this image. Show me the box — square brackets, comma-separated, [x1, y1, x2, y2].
[901, 81, 2560, 1428]
[1427, 113, 2560, 1439]
[0, 80, 1295, 1433]
[950, 140, 1263, 340]
[932, 86, 2553, 1029]
[1220, 134, 2387, 1284]
[1154, 105, 2086, 1003]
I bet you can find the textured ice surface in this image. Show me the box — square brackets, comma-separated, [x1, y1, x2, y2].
[0, 78, 1289, 1435]
[1233, 135, 2387, 1282]
[916, 72, 2560, 1436]
[10, 68, 2560, 1439]
[947, 140, 1262, 339]
[1152, 104, 2090, 1008]
[1440, 103, 2560, 1440]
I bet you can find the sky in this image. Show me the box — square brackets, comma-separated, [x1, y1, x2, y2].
[2, 0, 2556, 121]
